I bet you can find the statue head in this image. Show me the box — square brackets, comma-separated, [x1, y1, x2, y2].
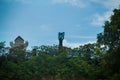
[58, 32, 65, 40]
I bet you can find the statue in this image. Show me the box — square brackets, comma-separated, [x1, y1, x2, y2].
[58, 32, 65, 47]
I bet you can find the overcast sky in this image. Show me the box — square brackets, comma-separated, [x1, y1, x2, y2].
[0, 0, 120, 49]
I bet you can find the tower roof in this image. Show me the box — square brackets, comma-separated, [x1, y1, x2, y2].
[14, 36, 24, 41]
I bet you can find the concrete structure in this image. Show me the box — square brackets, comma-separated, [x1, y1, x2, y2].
[10, 36, 28, 50]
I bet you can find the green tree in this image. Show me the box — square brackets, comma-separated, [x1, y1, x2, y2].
[97, 8, 120, 79]
[0, 41, 5, 49]
[39, 45, 59, 55]
[9, 46, 26, 63]
[97, 9, 120, 50]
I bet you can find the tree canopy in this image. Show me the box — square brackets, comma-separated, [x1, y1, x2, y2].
[0, 8, 120, 80]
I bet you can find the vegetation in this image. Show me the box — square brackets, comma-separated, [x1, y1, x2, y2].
[0, 41, 5, 49]
[0, 8, 120, 80]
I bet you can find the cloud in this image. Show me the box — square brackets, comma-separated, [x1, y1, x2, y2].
[91, 11, 113, 26]
[39, 24, 51, 32]
[63, 39, 95, 48]
[90, 0, 120, 26]
[52, 0, 87, 8]
[90, 0, 120, 10]
[3, 0, 32, 4]
[69, 35, 96, 39]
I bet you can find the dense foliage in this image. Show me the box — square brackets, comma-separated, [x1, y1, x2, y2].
[97, 8, 120, 79]
[0, 44, 102, 80]
[0, 8, 120, 80]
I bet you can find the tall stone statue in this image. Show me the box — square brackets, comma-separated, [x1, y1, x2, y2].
[10, 36, 28, 50]
[58, 32, 65, 47]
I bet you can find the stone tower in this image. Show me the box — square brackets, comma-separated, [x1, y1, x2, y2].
[10, 36, 28, 50]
